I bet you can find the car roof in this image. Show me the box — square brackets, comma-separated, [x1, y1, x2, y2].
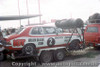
[87, 24, 100, 27]
[25, 23, 56, 28]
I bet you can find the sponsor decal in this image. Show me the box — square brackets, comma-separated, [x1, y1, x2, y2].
[38, 42, 43, 45]
[55, 36, 63, 39]
[28, 39, 36, 42]
[64, 36, 70, 42]
[28, 38, 44, 42]
[13, 39, 25, 46]
[37, 38, 44, 41]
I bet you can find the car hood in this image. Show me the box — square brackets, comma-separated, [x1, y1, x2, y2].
[4, 34, 19, 40]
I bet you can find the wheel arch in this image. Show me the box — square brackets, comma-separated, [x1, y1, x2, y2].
[24, 43, 36, 48]
[22, 43, 38, 55]
[70, 39, 80, 43]
[68, 39, 81, 50]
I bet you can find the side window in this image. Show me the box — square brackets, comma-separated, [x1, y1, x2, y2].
[43, 27, 56, 34]
[31, 27, 42, 35]
[86, 27, 98, 32]
[56, 28, 63, 33]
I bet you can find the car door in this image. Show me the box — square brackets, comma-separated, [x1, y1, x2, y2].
[55, 28, 67, 45]
[43, 27, 65, 47]
[29, 27, 45, 48]
[84, 26, 99, 43]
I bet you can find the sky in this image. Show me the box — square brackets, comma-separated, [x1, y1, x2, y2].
[0, 0, 100, 29]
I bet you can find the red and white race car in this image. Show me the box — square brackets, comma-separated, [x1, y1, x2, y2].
[2, 23, 84, 62]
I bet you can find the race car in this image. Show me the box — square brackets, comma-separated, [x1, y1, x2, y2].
[84, 13, 100, 49]
[2, 23, 84, 63]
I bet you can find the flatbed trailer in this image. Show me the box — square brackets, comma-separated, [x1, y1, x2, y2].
[0, 18, 85, 63]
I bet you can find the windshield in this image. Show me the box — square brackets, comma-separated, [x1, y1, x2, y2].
[86, 27, 98, 33]
[15, 27, 24, 34]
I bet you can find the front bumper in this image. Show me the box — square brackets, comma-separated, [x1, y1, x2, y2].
[86, 41, 100, 47]
[95, 43, 100, 46]
[0, 43, 14, 51]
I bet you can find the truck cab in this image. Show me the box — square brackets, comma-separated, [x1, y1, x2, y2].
[84, 24, 100, 47]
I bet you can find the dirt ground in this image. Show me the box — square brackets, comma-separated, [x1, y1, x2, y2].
[0, 47, 100, 67]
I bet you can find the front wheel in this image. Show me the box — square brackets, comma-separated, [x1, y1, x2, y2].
[22, 44, 36, 55]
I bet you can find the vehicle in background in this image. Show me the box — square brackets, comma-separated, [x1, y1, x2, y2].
[84, 24, 100, 48]
[84, 13, 100, 49]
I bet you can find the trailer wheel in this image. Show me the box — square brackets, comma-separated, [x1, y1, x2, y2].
[39, 51, 53, 63]
[69, 40, 80, 50]
[53, 49, 65, 61]
[22, 44, 36, 55]
[0, 52, 4, 61]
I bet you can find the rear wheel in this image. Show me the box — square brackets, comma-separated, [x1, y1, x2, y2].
[69, 40, 80, 50]
[53, 49, 66, 61]
[39, 51, 53, 63]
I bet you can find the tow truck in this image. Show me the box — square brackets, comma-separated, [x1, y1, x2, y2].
[0, 17, 85, 63]
[84, 13, 100, 49]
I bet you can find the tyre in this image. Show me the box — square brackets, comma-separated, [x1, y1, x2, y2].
[22, 44, 36, 55]
[0, 52, 4, 61]
[53, 49, 66, 61]
[69, 40, 80, 50]
[94, 46, 100, 50]
[39, 51, 53, 63]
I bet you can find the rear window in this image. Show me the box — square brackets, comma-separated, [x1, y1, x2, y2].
[86, 27, 98, 32]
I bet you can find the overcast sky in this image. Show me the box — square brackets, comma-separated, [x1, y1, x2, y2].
[0, 0, 100, 29]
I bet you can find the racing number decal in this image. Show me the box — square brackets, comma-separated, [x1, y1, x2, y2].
[13, 39, 25, 46]
[47, 38, 55, 47]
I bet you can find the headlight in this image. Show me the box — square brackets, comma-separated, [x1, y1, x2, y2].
[0, 40, 11, 47]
